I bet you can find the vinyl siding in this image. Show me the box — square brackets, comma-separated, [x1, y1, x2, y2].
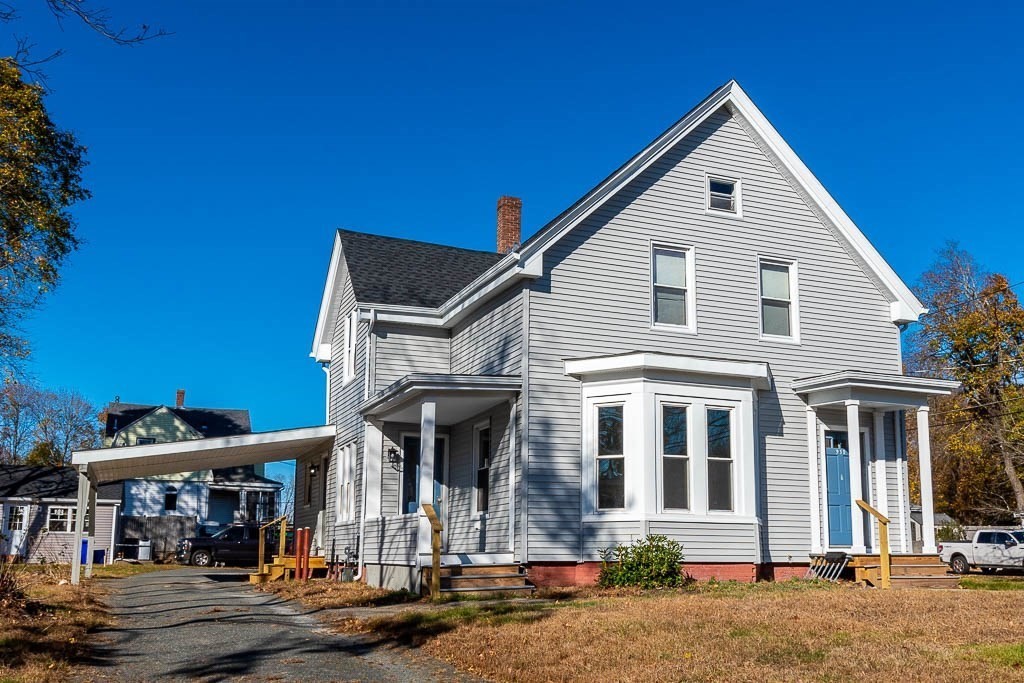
[450, 288, 522, 376]
[373, 324, 450, 391]
[108, 407, 201, 447]
[364, 516, 418, 564]
[525, 106, 902, 563]
[124, 480, 207, 518]
[5, 501, 117, 563]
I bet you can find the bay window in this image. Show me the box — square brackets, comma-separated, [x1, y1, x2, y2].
[661, 404, 689, 510]
[706, 408, 734, 511]
[596, 404, 625, 510]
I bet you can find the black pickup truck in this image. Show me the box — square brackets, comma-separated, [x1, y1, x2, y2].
[176, 523, 263, 567]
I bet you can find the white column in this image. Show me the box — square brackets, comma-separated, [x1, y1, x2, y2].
[363, 421, 383, 518]
[71, 465, 90, 585]
[85, 482, 97, 578]
[917, 406, 937, 554]
[846, 400, 866, 554]
[416, 401, 436, 565]
[873, 411, 889, 520]
[806, 407, 822, 554]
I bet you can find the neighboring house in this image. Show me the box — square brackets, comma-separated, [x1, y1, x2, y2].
[301, 80, 958, 591]
[0, 465, 121, 564]
[103, 392, 283, 557]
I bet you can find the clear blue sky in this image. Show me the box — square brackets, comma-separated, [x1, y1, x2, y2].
[11, 1, 1024, 481]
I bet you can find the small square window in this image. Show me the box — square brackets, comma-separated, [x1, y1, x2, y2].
[707, 176, 739, 214]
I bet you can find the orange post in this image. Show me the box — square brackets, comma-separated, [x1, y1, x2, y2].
[303, 527, 312, 581]
[296, 528, 305, 581]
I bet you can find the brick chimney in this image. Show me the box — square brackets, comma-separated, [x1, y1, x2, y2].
[175, 389, 185, 408]
[496, 196, 522, 254]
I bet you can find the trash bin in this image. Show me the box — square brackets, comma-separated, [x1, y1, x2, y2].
[137, 539, 152, 562]
[93, 548, 106, 565]
[80, 537, 91, 564]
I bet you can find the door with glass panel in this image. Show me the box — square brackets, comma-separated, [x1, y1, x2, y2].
[2, 504, 28, 558]
[401, 436, 448, 544]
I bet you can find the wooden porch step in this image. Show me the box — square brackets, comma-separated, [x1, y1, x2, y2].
[858, 563, 951, 577]
[443, 574, 530, 589]
[431, 563, 524, 578]
[271, 555, 327, 570]
[847, 554, 943, 568]
[441, 585, 536, 598]
[890, 575, 961, 589]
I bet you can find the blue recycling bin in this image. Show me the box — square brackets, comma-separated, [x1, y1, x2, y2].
[93, 549, 106, 565]
[80, 537, 90, 564]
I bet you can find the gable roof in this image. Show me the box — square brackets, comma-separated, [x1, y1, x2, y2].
[0, 465, 120, 501]
[337, 229, 504, 308]
[105, 403, 251, 439]
[312, 80, 925, 354]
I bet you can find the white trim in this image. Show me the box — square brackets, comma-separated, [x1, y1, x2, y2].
[806, 407, 822, 554]
[705, 172, 743, 218]
[792, 371, 959, 397]
[565, 352, 771, 390]
[439, 552, 515, 565]
[649, 242, 697, 333]
[757, 256, 800, 343]
[657, 400, 692, 513]
[507, 398, 516, 554]
[896, 411, 910, 553]
[311, 232, 343, 361]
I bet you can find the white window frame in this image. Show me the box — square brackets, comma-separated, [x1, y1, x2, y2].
[6, 505, 25, 532]
[649, 242, 697, 333]
[658, 402, 691, 512]
[757, 257, 800, 343]
[335, 441, 356, 523]
[342, 309, 358, 385]
[46, 506, 77, 533]
[705, 406, 736, 513]
[581, 379, 755, 522]
[705, 173, 742, 218]
[472, 420, 492, 516]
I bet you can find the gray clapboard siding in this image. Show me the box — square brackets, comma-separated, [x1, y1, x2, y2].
[527, 105, 901, 563]
[450, 288, 522, 376]
[373, 324, 450, 391]
[445, 403, 512, 554]
[364, 516, 418, 564]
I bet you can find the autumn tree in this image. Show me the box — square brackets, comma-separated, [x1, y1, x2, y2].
[0, 377, 40, 462]
[30, 387, 98, 465]
[908, 243, 1024, 523]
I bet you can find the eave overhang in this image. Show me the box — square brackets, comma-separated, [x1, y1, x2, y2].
[564, 352, 772, 391]
[360, 374, 521, 425]
[792, 371, 960, 409]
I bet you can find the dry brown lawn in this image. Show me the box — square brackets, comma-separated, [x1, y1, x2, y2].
[340, 581, 1024, 682]
[257, 577, 418, 610]
[0, 565, 112, 683]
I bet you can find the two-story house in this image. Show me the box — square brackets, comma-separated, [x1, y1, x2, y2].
[301, 81, 957, 591]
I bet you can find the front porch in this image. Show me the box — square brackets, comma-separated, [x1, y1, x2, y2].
[794, 371, 959, 561]
[359, 373, 524, 593]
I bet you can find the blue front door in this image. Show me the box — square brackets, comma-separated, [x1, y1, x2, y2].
[825, 431, 853, 547]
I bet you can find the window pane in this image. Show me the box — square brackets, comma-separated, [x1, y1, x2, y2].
[709, 193, 734, 211]
[761, 300, 792, 337]
[760, 263, 791, 300]
[708, 459, 733, 511]
[476, 469, 489, 512]
[709, 179, 735, 196]
[479, 428, 491, 469]
[662, 405, 688, 455]
[598, 457, 625, 509]
[597, 406, 623, 456]
[654, 286, 686, 325]
[707, 409, 732, 459]
[663, 457, 689, 509]
[653, 249, 686, 288]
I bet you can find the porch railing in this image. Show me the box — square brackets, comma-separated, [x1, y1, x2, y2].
[856, 499, 891, 589]
[422, 503, 443, 600]
[257, 514, 289, 573]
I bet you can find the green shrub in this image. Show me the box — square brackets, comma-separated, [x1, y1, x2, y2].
[598, 534, 687, 588]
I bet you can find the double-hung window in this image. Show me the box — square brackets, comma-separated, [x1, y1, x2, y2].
[596, 404, 626, 510]
[164, 486, 178, 512]
[651, 245, 693, 329]
[706, 175, 740, 216]
[47, 506, 76, 533]
[661, 404, 689, 510]
[759, 259, 796, 339]
[707, 408, 734, 511]
[474, 423, 491, 514]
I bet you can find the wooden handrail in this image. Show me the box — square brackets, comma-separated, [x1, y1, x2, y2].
[422, 503, 442, 600]
[257, 515, 290, 575]
[856, 500, 891, 589]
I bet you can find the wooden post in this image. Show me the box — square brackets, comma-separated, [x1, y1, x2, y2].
[279, 517, 287, 560]
[296, 527, 305, 581]
[856, 499, 891, 589]
[422, 503, 443, 600]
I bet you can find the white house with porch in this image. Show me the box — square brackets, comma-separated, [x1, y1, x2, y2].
[73, 81, 958, 591]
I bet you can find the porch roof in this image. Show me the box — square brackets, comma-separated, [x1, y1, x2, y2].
[71, 425, 336, 483]
[360, 373, 520, 425]
[792, 370, 960, 409]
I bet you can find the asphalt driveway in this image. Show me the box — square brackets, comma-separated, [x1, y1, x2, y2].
[78, 568, 473, 682]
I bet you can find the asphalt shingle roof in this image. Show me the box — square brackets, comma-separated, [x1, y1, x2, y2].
[105, 404, 251, 439]
[338, 229, 505, 308]
[0, 465, 121, 500]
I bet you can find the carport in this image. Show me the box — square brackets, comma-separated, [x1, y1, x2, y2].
[69, 425, 335, 584]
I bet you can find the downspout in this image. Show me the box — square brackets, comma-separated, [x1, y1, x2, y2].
[354, 308, 376, 581]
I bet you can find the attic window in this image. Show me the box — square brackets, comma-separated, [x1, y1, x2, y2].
[707, 176, 740, 215]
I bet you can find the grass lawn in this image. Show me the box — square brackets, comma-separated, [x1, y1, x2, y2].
[336, 580, 1024, 682]
[0, 562, 175, 682]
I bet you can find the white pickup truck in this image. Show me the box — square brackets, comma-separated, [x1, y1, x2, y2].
[939, 529, 1024, 574]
